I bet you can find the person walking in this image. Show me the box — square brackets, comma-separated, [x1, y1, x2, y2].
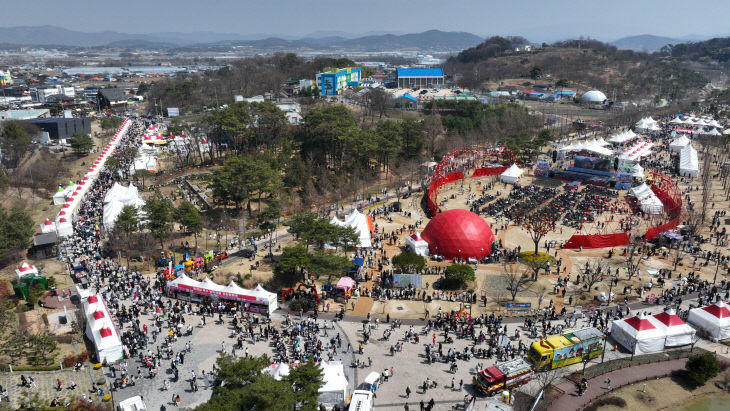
[605, 377, 611, 390]
[405, 386, 411, 398]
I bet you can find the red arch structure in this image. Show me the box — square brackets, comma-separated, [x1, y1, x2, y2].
[427, 146, 512, 216]
[563, 170, 683, 249]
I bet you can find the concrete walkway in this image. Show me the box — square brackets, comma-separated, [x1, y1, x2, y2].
[547, 358, 688, 411]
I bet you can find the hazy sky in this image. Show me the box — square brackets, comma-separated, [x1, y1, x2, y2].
[2, 0, 728, 41]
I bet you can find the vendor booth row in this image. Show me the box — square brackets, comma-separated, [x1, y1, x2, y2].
[167, 274, 278, 314]
[610, 309, 696, 354]
[83, 295, 124, 364]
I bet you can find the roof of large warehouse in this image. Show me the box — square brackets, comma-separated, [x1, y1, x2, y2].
[396, 67, 444, 77]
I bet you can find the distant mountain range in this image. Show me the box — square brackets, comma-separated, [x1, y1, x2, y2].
[0, 25, 480, 51]
[610, 34, 719, 52]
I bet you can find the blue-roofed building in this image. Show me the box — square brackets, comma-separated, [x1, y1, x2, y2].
[394, 93, 418, 109]
[396, 67, 444, 89]
[315, 67, 361, 96]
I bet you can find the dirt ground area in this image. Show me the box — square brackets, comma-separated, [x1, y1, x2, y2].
[592, 371, 730, 411]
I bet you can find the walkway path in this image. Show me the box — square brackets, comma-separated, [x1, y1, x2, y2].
[547, 358, 687, 411]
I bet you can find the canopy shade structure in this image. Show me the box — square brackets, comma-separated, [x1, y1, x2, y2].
[631, 183, 664, 215]
[632, 164, 645, 178]
[679, 144, 699, 177]
[635, 117, 659, 132]
[82, 295, 124, 364]
[167, 274, 278, 313]
[330, 209, 372, 248]
[610, 313, 667, 354]
[15, 262, 39, 279]
[103, 183, 145, 228]
[263, 361, 348, 408]
[40, 218, 56, 234]
[608, 130, 638, 144]
[618, 140, 654, 161]
[687, 301, 730, 342]
[335, 276, 355, 291]
[499, 163, 524, 184]
[669, 135, 691, 152]
[558, 139, 614, 157]
[405, 232, 429, 256]
[650, 308, 696, 347]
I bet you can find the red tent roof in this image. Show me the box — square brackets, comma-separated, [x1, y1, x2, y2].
[99, 327, 112, 338]
[702, 303, 730, 319]
[88, 296, 98, 303]
[653, 312, 685, 327]
[624, 316, 656, 331]
[93, 310, 105, 320]
[410, 232, 424, 241]
[44, 219, 52, 225]
[421, 209, 494, 259]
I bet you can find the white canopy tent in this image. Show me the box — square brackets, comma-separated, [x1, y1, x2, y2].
[649, 308, 696, 347]
[679, 144, 699, 177]
[610, 313, 667, 354]
[167, 274, 279, 314]
[103, 183, 145, 228]
[499, 163, 524, 184]
[632, 164, 645, 179]
[405, 232, 429, 256]
[83, 295, 124, 364]
[687, 301, 730, 342]
[331, 209, 372, 248]
[669, 117, 684, 125]
[669, 135, 691, 152]
[40, 218, 56, 234]
[631, 183, 664, 214]
[608, 130, 638, 144]
[15, 262, 39, 279]
[264, 361, 348, 408]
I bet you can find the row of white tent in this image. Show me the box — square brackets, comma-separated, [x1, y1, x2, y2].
[558, 138, 613, 157]
[631, 183, 664, 215]
[669, 116, 723, 128]
[611, 302, 730, 354]
[608, 129, 638, 144]
[635, 117, 661, 132]
[103, 183, 146, 228]
[83, 295, 125, 364]
[44, 119, 133, 237]
[167, 273, 278, 313]
[669, 135, 691, 152]
[330, 209, 372, 248]
[610, 309, 695, 354]
[131, 148, 158, 174]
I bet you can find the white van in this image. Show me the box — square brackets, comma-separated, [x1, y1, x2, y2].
[347, 390, 373, 411]
[117, 396, 147, 411]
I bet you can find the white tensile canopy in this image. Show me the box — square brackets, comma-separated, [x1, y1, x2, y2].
[635, 117, 658, 132]
[103, 183, 145, 228]
[499, 163, 524, 184]
[333, 209, 372, 248]
[249, 284, 278, 312]
[631, 183, 664, 214]
[15, 262, 39, 279]
[610, 313, 667, 354]
[669, 117, 684, 124]
[559, 140, 614, 156]
[632, 164, 645, 178]
[405, 232, 429, 256]
[167, 274, 279, 312]
[609, 130, 638, 144]
[687, 301, 730, 342]
[679, 144, 699, 177]
[263, 361, 348, 407]
[649, 308, 696, 347]
[707, 128, 722, 136]
[669, 135, 691, 152]
[83, 295, 124, 364]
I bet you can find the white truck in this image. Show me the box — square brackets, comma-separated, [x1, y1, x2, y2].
[117, 396, 147, 411]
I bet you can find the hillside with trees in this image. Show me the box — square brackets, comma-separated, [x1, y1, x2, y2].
[662, 37, 730, 63]
[447, 37, 708, 101]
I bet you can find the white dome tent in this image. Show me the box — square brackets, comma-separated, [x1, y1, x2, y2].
[581, 90, 607, 104]
[405, 232, 429, 256]
[610, 313, 667, 354]
[687, 301, 730, 342]
[649, 308, 696, 347]
[15, 262, 39, 279]
[499, 163, 524, 184]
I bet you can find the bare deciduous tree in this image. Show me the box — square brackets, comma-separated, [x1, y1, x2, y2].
[624, 240, 648, 280]
[504, 264, 531, 301]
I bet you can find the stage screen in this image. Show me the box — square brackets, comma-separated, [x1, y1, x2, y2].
[574, 156, 611, 172]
